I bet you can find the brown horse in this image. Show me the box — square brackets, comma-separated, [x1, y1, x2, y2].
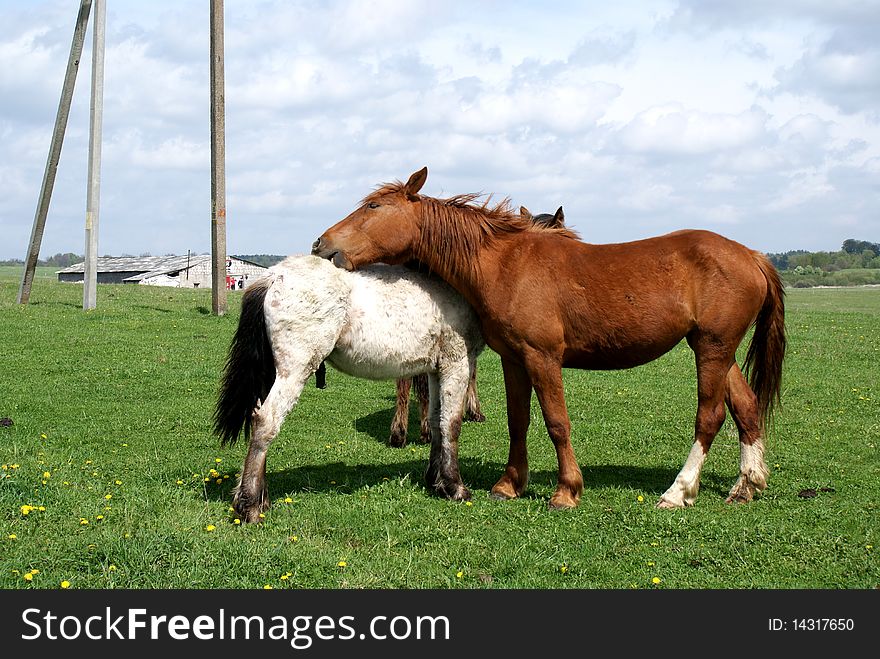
[313, 167, 786, 509]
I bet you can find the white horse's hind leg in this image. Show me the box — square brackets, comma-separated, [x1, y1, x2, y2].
[235, 373, 307, 523]
[425, 363, 471, 501]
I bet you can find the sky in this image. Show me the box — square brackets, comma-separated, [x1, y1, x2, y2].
[1, 0, 878, 261]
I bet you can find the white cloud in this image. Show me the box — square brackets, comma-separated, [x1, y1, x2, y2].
[615, 104, 768, 155]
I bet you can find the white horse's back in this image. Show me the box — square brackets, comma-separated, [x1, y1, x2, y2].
[261, 255, 483, 381]
[331, 264, 481, 379]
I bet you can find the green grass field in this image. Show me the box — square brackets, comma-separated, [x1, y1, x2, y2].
[1, 267, 877, 589]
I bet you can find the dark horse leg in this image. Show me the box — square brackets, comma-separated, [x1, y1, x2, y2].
[657, 337, 731, 508]
[490, 358, 533, 501]
[235, 373, 307, 523]
[388, 375, 431, 448]
[414, 374, 430, 443]
[463, 364, 485, 422]
[724, 363, 769, 503]
[389, 378, 412, 447]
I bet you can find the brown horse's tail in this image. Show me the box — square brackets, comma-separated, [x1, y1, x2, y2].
[213, 278, 276, 445]
[743, 253, 786, 427]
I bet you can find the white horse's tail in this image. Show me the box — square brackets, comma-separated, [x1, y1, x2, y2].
[214, 277, 276, 445]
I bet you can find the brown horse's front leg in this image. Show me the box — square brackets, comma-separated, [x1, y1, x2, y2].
[528, 357, 583, 509]
[491, 358, 532, 500]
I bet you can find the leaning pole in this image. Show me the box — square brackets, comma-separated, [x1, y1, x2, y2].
[17, 0, 93, 305]
[210, 0, 228, 316]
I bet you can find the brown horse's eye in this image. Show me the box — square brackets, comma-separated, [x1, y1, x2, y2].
[368, 202, 380, 209]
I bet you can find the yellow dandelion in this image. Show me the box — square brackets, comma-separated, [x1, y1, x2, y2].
[206, 525, 216, 532]
[60, 580, 70, 589]
[233, 518, 241, 525]
[215, 458, 222, 463]
[80, 518, 89, 525]
[108, 565, 117, 572]
[104, 494, 112, 500]
[43, 471, 51, 479]
[263, 584, 273, 589]
[465, 501, 473, 507]
[456, 571, 463, 578]
[23, 573, 33, 582]
[337, 561, 347, 568]
[20, 505, 33, 515]
[8, 534, 17, 540]
[258, 513, 265, 519]
[176, 480, 183, 485]
[96, 515, 104, 521]
[637, 495, 644, 503]
[652, 577, 661, 584]
[216, 479, 223, 485]
[284, 497, 293, 503]
[280, 574, 289, 581]
[647, 561, 655, 567]
[40, 433, 47, 440]
[115, 480, 122, 485]
[290, 535, 298, 542]
[31, 569, 40, 575]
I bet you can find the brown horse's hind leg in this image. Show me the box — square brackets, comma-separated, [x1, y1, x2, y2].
[414, 374, 431, 443]
[490, 358, 532, 501]
[657, 349, 729, 509]
[463, 364, 485, 422]
[725, 363, 769, 503]
[234, 374, 306, 523]
[389, 378, 412, 448]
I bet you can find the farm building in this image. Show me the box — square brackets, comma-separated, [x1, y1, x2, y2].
[56, 255, 267, 289]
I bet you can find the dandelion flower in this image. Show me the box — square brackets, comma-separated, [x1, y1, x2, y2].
[108, 565, 117, 572]
[40, 433, 47, 440]
[60, 581, 70, 589]
[465, 501, 473, 507]
[215, 458, 222, 463]
[263, 584, 273, 589]
[176, 480, 184, 485]
[637, 495, 644, 503]
[104, 494, 112, 500]
[456, 571, 463, 579]
[115, 480, 122, 485]
[24, 573, 33, 582]
[284, 497, 293, 503]
[8, 534, 17, 540]
[206, 525, 216, 532]
[80, 518, 89, 525]
[560, 565, 568, 574]
[20, 505, 33, 515]
[337, 561, 347, 568]
[233, 519, 241, 525]
[43, 472, 51, 479]
[652, 577, 661, 584]
[280, 574, 289, 581]
[96, 515, 104, 521]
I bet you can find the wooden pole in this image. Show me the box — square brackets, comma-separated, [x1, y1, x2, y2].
[210, 0, 228, 316]
[83, 0, 105, 310]
[17, 0, 93, 305]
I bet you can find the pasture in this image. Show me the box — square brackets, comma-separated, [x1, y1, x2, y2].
[0, 267, 877, 589]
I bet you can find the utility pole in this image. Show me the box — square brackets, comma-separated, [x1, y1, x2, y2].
[17, 0, 93, 305]
[83, 0, 105, 310]
[210, 0, 228, 315]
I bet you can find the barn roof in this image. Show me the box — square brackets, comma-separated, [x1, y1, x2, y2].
[57, 255, 211, 275]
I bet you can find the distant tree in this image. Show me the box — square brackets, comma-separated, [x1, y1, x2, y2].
[842, 239, 880, 255]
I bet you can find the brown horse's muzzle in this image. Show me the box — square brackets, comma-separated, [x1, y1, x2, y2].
[311, 237, 354, 271]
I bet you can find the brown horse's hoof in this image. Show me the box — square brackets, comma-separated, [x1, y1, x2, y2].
[548, 486, 580, 509]
[388, 430, 407, 448]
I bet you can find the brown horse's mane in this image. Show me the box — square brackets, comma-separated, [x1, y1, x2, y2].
[364, 181, 579, 280]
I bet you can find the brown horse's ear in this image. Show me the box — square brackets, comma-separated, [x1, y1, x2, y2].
[554, 206, 565, 226]
[404, 167, 428, 201]
[520, 206, 533, 220]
